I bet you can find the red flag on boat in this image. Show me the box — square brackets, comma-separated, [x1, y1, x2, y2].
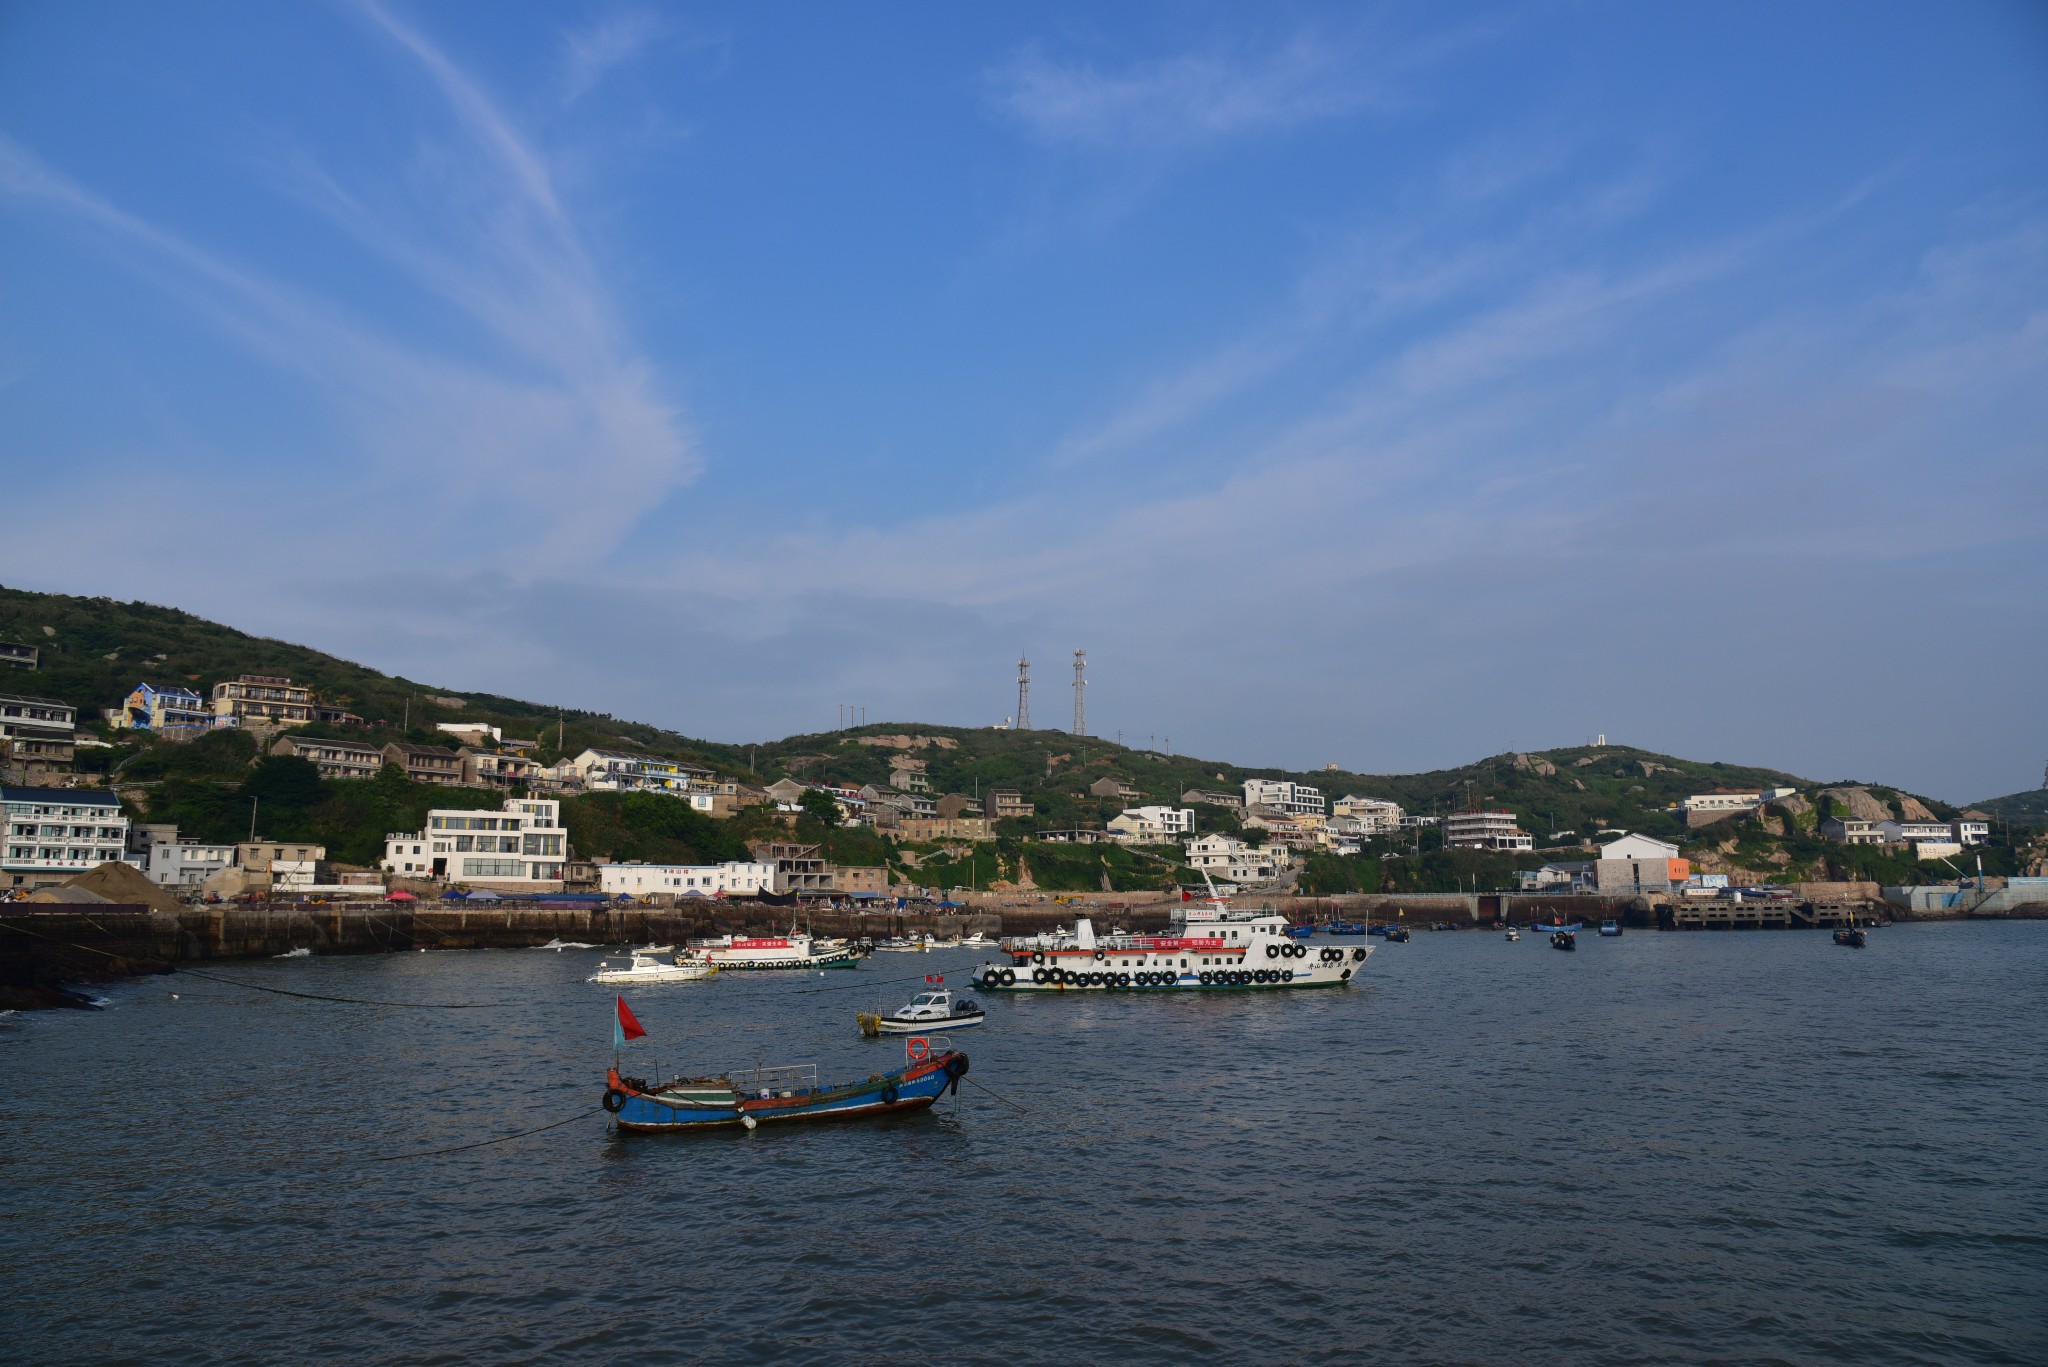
[615, 995, 646, 1041]
[1182, 890, 1193, 902]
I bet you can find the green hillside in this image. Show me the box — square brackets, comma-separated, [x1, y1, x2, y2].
[4, 585, 2036, 891]
[1969, 787, 2048, 831]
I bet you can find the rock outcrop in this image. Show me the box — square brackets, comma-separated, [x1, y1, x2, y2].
[1819, 787, 1893, 823]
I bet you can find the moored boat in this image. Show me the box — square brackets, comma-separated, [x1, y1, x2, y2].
[974, 881, 1370, 994]
[1383, 925, 1411, 942]
[1284, 923, 1314, 939]
[589, 951, 714, 985]
[693, 930, 866, 970]
[857, 986, 985, 1036]
[1325, 919, 1368, 936]
[1505, 928, 1520, 942]
[1599, 920, 1623, 937]
[1832, 927, 1867, 948]
[1550, 929, 1577, 952]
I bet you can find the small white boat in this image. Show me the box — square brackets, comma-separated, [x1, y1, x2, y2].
[858, 988, 986, 1036]
[962, 931, 987, 946]
[875, 936, 929, 953]
[589, 952, 714, 985]
[1505, 928, 1520, 942]
[536, 938, 598, 951]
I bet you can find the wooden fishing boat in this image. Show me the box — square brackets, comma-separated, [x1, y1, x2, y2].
[602, 995, 966, 1132]
[604, 1052, 967, 1132]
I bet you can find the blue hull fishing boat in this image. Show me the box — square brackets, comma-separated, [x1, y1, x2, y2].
[600, 993, 966, 1133]
[1324, 920, 1368, 936]
[1285, 924, 1314, 940]
[604, 1052, 966, 1132]
[1599, 920, 1623, 937]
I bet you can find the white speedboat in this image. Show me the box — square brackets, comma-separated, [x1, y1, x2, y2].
[962, 931, 987, 946]
[589, 952, 714, 985]
[858, 988, 986, 1035]
[874, 936, 929, 953]
[1505, 928, 1520, 942]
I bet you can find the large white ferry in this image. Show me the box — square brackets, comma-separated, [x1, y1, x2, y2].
[974, 891, 1370, 993]
[693, 931, 866, 971]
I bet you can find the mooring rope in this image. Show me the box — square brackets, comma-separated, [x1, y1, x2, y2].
[962, 1075, 1031, 1112]
[369, 1106, 604, 1161]
[171, 964, 507, 1009]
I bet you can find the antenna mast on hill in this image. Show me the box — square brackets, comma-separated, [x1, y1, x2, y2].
[1072, 648, 1086, 737]
[1016, 652, 1031, 731]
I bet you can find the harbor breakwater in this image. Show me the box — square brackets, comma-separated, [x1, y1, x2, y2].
[8, 886, 2037, 1010]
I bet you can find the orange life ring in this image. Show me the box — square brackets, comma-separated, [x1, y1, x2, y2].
[906, 1037, 930, 1061]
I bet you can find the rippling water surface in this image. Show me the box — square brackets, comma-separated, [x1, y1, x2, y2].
[4, 921, 2045, 1365]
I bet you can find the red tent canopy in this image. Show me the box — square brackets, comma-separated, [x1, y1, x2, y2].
[386, 890, 418, 902]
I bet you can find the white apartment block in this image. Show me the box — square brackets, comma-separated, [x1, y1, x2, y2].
[144, 841, 238, 886]
[1184, 833, 1291, 883]
[1242, 779, 1326, 816]
[1331, 795, 1404, 832]
[1680, 791, 1763, 814]
[598, 861, 780, 897]
[3, 786, 128, 888]
[1442, 809, 1534, 852]
[1107, 805, 1195, 844]
[1879, 818, 1988, 849]
[382, 797, 568, 886]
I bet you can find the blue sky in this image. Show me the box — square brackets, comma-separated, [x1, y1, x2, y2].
[2, 1, 2044, 802]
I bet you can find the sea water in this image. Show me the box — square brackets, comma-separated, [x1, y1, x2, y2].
[3, 921, 2043, 1364]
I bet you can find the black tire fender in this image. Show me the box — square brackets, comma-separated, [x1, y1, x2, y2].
[602, 1089, 626, 1114]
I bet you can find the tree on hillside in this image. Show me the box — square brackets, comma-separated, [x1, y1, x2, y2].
[798, 786, 842, 828]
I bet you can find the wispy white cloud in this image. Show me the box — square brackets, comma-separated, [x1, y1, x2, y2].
[984, 18, 1503, 152]
[0, 7, 696, 559]
[988, 33, 1379, 150]
[560, 9, 675, 104]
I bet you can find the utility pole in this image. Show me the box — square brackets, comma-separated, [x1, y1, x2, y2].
[1016, 652, 1031, 731]
[1072, 648, 1086, 737]
[248, 795, 259, 841]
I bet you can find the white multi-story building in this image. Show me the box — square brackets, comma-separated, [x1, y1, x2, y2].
[598, 861, 780, 898]
[1680, 791, 1763, 815]
[1107, 805, 1195, 845]
[1183, 833, 1291, 884]
[1242, 779, 1326, 817]
[566, 748, 713, 794]
[1951, 820, 1989, 846]
[1442, 810, 1534, 851]
[1331, 795, 1404, 832]
[141, 838, 238, 886]
[381, 797, 568, 886]
[3, 786, 128, 889]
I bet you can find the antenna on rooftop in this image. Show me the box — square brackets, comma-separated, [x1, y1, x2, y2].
[1072, 648, 1086, 737]
[1016, 652, 1031, 731]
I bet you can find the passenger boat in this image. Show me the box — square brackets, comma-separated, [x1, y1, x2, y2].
[1550, 929, 1577, 952]
[1832, 927, 1867, 948]
[692, 931, 866, 970]
[857, 987, 986, 1036]
[1599, 920, 1623, 937]
[973, 881, 1370, 993]
[588, 951, 714, 985]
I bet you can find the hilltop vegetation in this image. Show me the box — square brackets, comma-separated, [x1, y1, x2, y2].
[4, 585, 2037, 891]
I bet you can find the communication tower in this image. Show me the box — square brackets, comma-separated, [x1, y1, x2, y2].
[1072, 649, 1087, 737]
[1015, 652, 1031, 731]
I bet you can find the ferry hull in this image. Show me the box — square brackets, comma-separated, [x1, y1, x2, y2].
[976, 944, 1371, 992]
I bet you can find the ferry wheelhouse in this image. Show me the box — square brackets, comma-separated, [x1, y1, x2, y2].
[975, 893, 1370, 993]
